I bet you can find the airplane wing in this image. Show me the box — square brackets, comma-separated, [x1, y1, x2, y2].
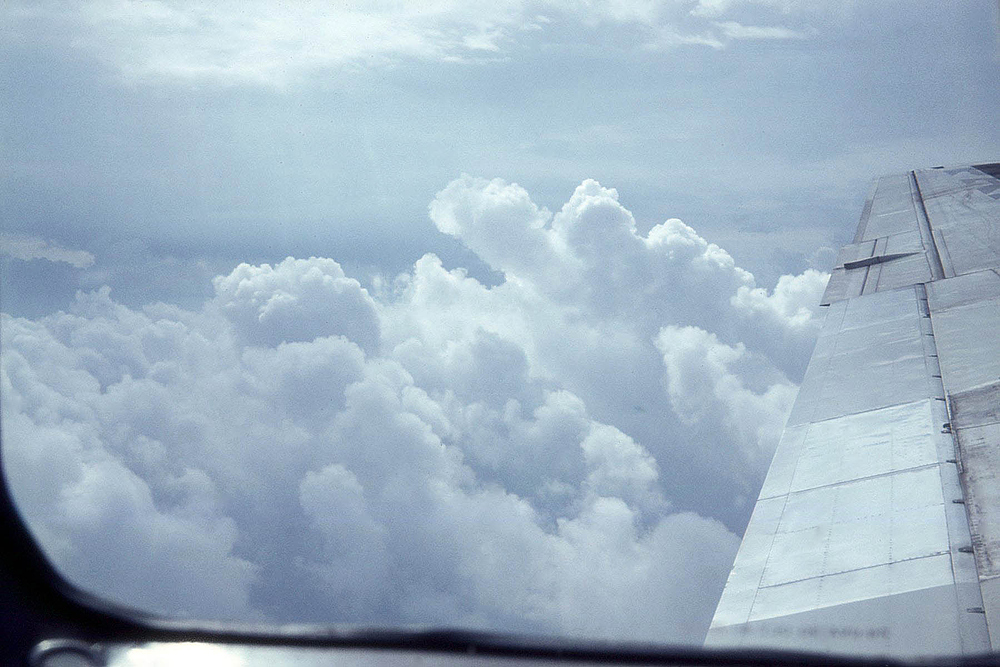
[705, 164, 1000, 657]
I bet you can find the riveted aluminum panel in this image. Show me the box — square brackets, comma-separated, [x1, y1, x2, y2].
[707, 392, 980, 654]
[927, 269, 1000, 311]
[863, 231, 934, 294]
[710, 495, 787, 627]
[708, 165, 1000, 657]
[860, 174, 919, 240]
[956, 420, 1000, 578]
[821, 267, 868, 305]
[787, 401, 941, 493]
[917, 166, 1000, 200]
[928, 296, 1000, 395]
[951, 376, 1000, 634]
[951, 381, 1000, 431]
[707, 580, 986, 657]
[760, 487, 949, 589]
[758, 424, 808, 500]
[787, 288, 935, 428]
[750, 553, 956, 623]
[836, 240, 878, 266]
[839, 284, 922, 329]
[915, 169, 1000, 276]
[822, 234, 936, 305]
[822, 241, 877, 304]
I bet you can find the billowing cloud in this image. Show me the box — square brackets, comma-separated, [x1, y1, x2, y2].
[0, 234, 96, 268]
[211, 257, 381, 353]
[1, 176, 827, 643]
[730, 268, 829, 377]
[655, 325, 796, 472]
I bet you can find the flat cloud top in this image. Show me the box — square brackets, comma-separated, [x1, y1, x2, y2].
[1, 176, 827, 642]
[0, 234, 96, 268]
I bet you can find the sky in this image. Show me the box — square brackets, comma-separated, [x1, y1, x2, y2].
[2, 0, 1000, 649]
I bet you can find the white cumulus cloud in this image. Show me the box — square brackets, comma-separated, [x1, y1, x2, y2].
[1, 175, 828, 643]
[212, 257, 381, 353]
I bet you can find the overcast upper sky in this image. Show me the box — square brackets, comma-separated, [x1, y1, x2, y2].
[2, 0, 999, 649]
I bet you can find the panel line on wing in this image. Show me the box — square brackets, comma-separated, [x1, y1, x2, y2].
[909, 171, 948, 280]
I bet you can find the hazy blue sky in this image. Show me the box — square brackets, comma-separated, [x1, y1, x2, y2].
[2, 0, 999, 648]
[5, 0, 998, 312]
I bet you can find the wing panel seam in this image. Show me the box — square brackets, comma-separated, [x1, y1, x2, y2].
[910, 171, 947, 280]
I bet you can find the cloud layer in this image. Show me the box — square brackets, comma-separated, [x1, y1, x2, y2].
[9, 1, 832, 84]
[1, 176, 827, 643]
[0, 234, 96, 268]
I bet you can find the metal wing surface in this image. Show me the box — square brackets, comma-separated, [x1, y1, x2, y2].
[704, 164, 1000, 657]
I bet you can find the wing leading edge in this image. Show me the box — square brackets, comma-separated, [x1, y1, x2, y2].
[705, 164, 1000, 657]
